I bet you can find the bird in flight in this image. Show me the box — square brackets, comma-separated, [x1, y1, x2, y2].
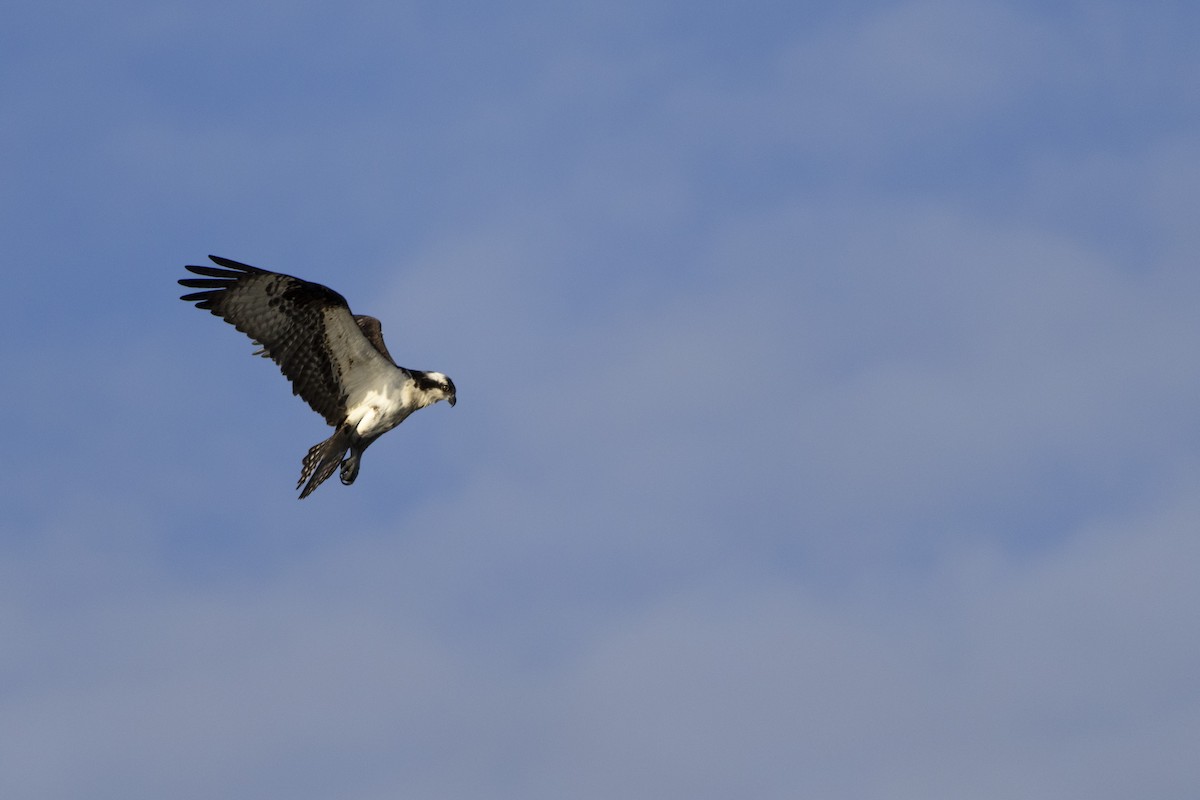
[179, 256, 456, 498]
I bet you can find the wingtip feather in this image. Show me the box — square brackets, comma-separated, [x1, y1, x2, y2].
[207, 255, 265, 273]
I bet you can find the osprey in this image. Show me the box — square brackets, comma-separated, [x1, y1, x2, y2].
[179, 255, 456, 498]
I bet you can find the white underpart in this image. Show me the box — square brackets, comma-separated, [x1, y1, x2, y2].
[346, 376, 425, 438]
[323, 309, 448, 438]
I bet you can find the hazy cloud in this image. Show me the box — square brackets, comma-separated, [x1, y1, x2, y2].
[2, 1, 1198, 798]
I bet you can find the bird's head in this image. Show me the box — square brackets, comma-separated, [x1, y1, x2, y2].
[415, 371, 457, 407]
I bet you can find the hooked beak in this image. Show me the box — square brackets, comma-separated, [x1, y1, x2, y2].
[447, 394, 456, 407]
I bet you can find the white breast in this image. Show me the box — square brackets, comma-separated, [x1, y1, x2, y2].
[320, 308, 418, 438]
[345, 371, 420, 438]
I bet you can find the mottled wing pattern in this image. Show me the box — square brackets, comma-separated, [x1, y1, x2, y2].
[179, 255, 354, 426]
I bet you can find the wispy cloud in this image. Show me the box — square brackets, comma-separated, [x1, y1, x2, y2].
[1, 1, 1198, 798]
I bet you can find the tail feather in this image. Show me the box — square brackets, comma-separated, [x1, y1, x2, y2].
[297, 426, 353, 499]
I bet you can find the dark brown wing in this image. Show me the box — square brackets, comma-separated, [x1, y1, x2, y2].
[179, 255, 358, 426]
[354, 315, 398, 366]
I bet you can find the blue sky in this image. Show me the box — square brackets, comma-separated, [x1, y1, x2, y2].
[3, 1, 1199, 797]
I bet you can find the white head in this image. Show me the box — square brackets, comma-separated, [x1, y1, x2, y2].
[413, 371, 457, 407]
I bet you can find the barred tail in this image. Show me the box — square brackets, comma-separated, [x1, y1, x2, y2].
[297, 425, 353, 499]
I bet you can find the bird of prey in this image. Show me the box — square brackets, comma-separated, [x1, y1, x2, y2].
[179, 255, 456, 498]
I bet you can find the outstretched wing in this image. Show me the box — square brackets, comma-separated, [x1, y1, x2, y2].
[179, 255, 395, 426]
